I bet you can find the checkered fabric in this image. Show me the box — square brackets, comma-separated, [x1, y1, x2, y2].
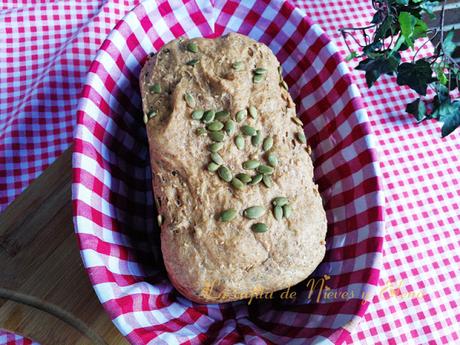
[0, 330, 37, 345]
[1, 1, 458, 345]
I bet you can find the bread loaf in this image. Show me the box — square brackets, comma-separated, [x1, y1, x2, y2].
[140, 33, 327, 303]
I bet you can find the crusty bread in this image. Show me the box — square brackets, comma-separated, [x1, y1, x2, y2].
[140, 33, 326, 304]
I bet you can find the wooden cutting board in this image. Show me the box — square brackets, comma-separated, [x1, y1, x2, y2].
[0, 147, 128, 345]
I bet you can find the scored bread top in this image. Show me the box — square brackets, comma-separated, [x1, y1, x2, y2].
[140, 32, 326, 303]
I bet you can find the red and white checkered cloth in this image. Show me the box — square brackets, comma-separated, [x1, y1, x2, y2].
[0, 331, 37, 345]
[1, 1, 459, 345]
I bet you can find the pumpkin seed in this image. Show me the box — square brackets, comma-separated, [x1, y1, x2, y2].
[248, 174, 263, 185]
[207, 162, 220, 172]
[254, 67, 267, 75]
[235, 135, 245, 150]
[211, 152, 224, 165]
[192, 109, 204, 120]
[186, 59, 199, 66]
[203, 110, 216, 123]
[235, 173, 252, 184]
[263, 136, 273, 151]
[196, 127, 207, 136]
[283, 204, 293, 219]
[232, 61, 243, 70]
[215, 110, 230, 121]
[186, 42, 198, 53]
[267, 153, 278, 167]
[220, 208, 237, 222]
[147, 110, 157, 118]
[184, 93, 195, 108]
[225, 120, 236, 135]
[278, 65, 282, 76]
[291, 116, 303, 127]
[218, 166, 232, 182]
[296, 132, 307, 144]
[231, 177, 245, 190]
[262, 175, 273, 188]
[209, 142, 224, 152]
[257, 164, 273, 175]
[143, 113, 148, 124]
[280, 80, 288, 90]
[273, 205, 283, 221]
[248, 106, 258, 119]
[241, 125, 256, 136]
[242, 160, 260, 170]
[235, 109, 247, 122]
[272, 197, 288, 207]
[209, 131, 225, 142]
[149, 83, 161, 94]
[253, 74, 265, 83]
[251, 130, 262, 147]
[157, 214, 163, 225]
[206, 120, 224, 131]
[251, 223, 268, 233]
[243, 206, 265, 219]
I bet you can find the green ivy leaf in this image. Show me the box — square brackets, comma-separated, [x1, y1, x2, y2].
[356, 54, 401, 87]
[406, 98, 426, 122]
[398, 12, 427, 48]
[396, 0, 409, 5]
[441, 102, 460, 137]
[345, 51, 359, 61]
[442, 30, 456, 57]
[420, 2, 439, 18]
[396, 59, 435, 95]
[375, 15, 395, 40]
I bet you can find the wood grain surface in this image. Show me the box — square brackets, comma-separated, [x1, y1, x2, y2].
[0, 147, 128, 345]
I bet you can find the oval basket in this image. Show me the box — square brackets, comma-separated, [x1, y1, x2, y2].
[73, 0, 385, 343]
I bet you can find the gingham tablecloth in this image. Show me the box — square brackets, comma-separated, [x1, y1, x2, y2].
[0, 1, 459, 344]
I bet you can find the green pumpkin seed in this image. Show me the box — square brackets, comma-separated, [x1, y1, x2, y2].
[263, 136, 273, 151]
[235, 109, 247, 122]
[192, 109, 204, 120]
[220, 208, 237, 222]
[296, 132, 307, 144]
[257, 164, 273, 175]
[262, 175, 273, 188]
[206, 120, 224, 131]
[215, 110, 230, 121]
[278, 65, 283, 76]
[184, 93, 195, 108]
[196, 127, 207, 136]
[147, 110, 157, 118]
[242, 160, 260, 170]
[291, 116, 303, 127]
[241, 125, 256, 136]
[235, 173, 252, 184]
[253, 74, 265, 83]
[211, 152, 224, 165]
[186, 42, 198, 53]
[207, 162, 220, 172]
[280, 80, 288, 90]
[231, 177, 245, 190]
[283, 204, 293, 219]
[248, 106, 258, 119]
[225, 120, 236, 135]
[251, 130, 262, 147]
[248, 174, 263, 185]
[149, 83, 161, 94]
[232, 61, 243, 70]
[218, 166, 232, 182]
[235, 135, 245, 150]
[267, 153, 278, 167]
[209, 142, 224, 152]
[251, 223, 268, 233]
[273, 205, 283, 221]
[272, 197, 288, 207]
[253, 67, 267, 75]
[186, 59, 199, 66]
[209, 131, 225, 142]
[202, 110, 215, 123]
[243, 206, 265, 219]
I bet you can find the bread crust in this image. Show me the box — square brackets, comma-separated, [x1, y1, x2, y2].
[140, 33, 327, 304]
